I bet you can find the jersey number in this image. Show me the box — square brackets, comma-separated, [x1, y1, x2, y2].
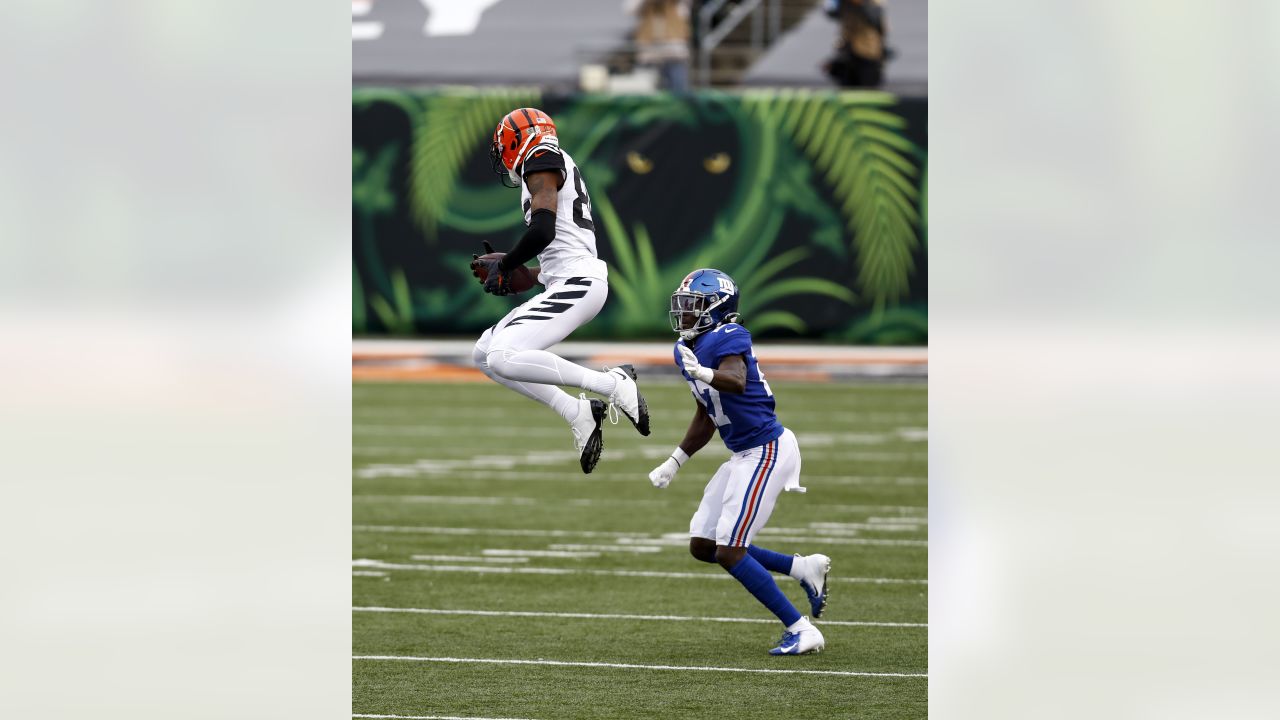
[572, 167, 595, 231]
[689, 379, 731, 427]
[754, 352, 775, 397]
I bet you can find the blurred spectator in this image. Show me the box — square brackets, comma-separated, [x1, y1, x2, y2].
[822, 0, 887, 88]
[626, 0, 692, 92]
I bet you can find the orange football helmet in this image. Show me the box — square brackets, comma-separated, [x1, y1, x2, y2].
[490, 108, 558, 187]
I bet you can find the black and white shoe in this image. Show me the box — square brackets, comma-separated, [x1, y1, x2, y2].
[570, 394, 606, 474]
[605, 364, 650, 436]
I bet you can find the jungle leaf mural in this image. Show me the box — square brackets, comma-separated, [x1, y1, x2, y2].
[352, 90, 927, 343]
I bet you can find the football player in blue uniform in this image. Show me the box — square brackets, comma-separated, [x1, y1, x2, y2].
[648, 268, 831, 656]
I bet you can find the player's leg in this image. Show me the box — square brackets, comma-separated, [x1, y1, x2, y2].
[715, 434, 824, 655]
[473, 324, 580, 420]
[473, 320, 605, 473]
[688, 464, 732, 564]
[485, 278, 649, 435]
[741, 430, 830, 617]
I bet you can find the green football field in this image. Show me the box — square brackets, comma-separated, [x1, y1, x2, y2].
[353, 379, 928, 719]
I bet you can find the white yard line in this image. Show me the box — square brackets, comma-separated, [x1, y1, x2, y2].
[353, 571, 387, 577]
[352, 655, 928, 678]
[354, 468, 926, 485]
[547, 544, 664, 553]
[410, 555, 530, 564]
[352, 494, 666, 508]
[482, 549, 601, 559]
[353, 606, 927, 628]
[354, 495, 537, 505]
[353, 715, 537, 720]
[352, 525, 652, 539]
[352, 525, 926, 547]
[351, 559, 926, 585]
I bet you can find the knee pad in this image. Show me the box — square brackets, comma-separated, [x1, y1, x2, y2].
[485, 347, 515, 378]
[471, 341, 490, 370]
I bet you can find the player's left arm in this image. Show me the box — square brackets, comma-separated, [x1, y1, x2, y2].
[498, 168, 561, 273]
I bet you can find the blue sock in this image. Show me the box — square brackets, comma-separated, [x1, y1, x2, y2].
[748, 545, 794, 575]
[727, 554, 802, 627]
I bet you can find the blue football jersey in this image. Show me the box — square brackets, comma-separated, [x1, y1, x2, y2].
[674, 323, 784, 453]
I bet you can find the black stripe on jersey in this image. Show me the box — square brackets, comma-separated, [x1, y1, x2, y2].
[548, 291, 587, 299]
[523, 199, 531, 217]
[565, 277, 592, 286]
[527, 301, 574, 314]
[504, 315, 552, 327]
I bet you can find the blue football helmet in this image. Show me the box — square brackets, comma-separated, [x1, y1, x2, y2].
[669, 268, 741, 341]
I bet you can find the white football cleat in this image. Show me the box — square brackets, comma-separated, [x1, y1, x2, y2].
[604, 364, 650, 436]
[793, 553, 831, 618]
[569, 394, 606, 474]
[768, 617, 825, 656]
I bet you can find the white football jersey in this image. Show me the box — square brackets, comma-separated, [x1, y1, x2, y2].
[518, 143, 608, 283]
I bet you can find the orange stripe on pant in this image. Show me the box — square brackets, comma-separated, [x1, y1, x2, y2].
[733, 440, 776, 546]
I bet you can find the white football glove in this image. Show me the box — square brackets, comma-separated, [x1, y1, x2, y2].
[649, 456, 681, 489]
[679, 345, 714, 384]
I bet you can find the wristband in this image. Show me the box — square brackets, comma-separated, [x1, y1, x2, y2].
[671, 448, 690, 467]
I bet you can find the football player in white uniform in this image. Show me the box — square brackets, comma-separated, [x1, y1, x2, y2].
[470, 108, 650, 474]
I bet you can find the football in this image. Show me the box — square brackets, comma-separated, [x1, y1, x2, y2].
[472, 252, 538, 294]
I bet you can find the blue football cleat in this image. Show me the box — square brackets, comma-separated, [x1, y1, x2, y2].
[768, 620, 825, 656]
[794, 553, 831, 618]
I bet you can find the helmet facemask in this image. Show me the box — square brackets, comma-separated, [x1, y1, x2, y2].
[670, 291, 729, 342]
[491, 131, 520, 188]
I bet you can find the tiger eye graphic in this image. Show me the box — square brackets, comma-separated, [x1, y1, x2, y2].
[626, 151, 654, 174]
[703, 152, 731, 174]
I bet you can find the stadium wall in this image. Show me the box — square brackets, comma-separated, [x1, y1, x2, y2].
[353, 89, 928, 343]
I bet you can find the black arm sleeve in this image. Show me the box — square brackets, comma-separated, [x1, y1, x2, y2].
[499, 208, 556, 271]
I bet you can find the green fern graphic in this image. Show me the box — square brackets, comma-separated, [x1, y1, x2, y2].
[744, 90, 922, 314]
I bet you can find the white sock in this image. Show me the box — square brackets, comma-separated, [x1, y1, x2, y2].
[477, 356, 580, 423]
[786, 616, 813, 633]
[788, 554, 806, 580]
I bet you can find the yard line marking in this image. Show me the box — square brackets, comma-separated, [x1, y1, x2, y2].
[482, 549, 601, 559]
[352, 571, 387, 577]
[353, 525, 653, 539]
[353, 495, 537, 505]
[352, 525, 926, 547]
[354, 468, 926, 485]
[547, 544, 664, 553]
[410, 554, 530, 564]
[353, 606, 927, 628]
[352, 655, 928, 678]
[353, 714, 537, 720]
[352, 494, 667, 508]
[351, 560, 926, 585]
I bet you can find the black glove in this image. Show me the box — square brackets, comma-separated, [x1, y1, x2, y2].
[470, 241, 500, 284]
[481, 259, 514, 296]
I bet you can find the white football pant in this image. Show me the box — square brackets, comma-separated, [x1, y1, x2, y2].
[690, 429, 804, 547]
[472, 276, 618, 424]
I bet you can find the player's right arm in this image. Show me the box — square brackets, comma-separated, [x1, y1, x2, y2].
[649, 401, 715, 489]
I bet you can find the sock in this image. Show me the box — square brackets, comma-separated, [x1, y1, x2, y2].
[727, 554, 802, 627]
[747, 545, 794, 575]
[477, 356, 580, 423]
[786, 616, 814, 633]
